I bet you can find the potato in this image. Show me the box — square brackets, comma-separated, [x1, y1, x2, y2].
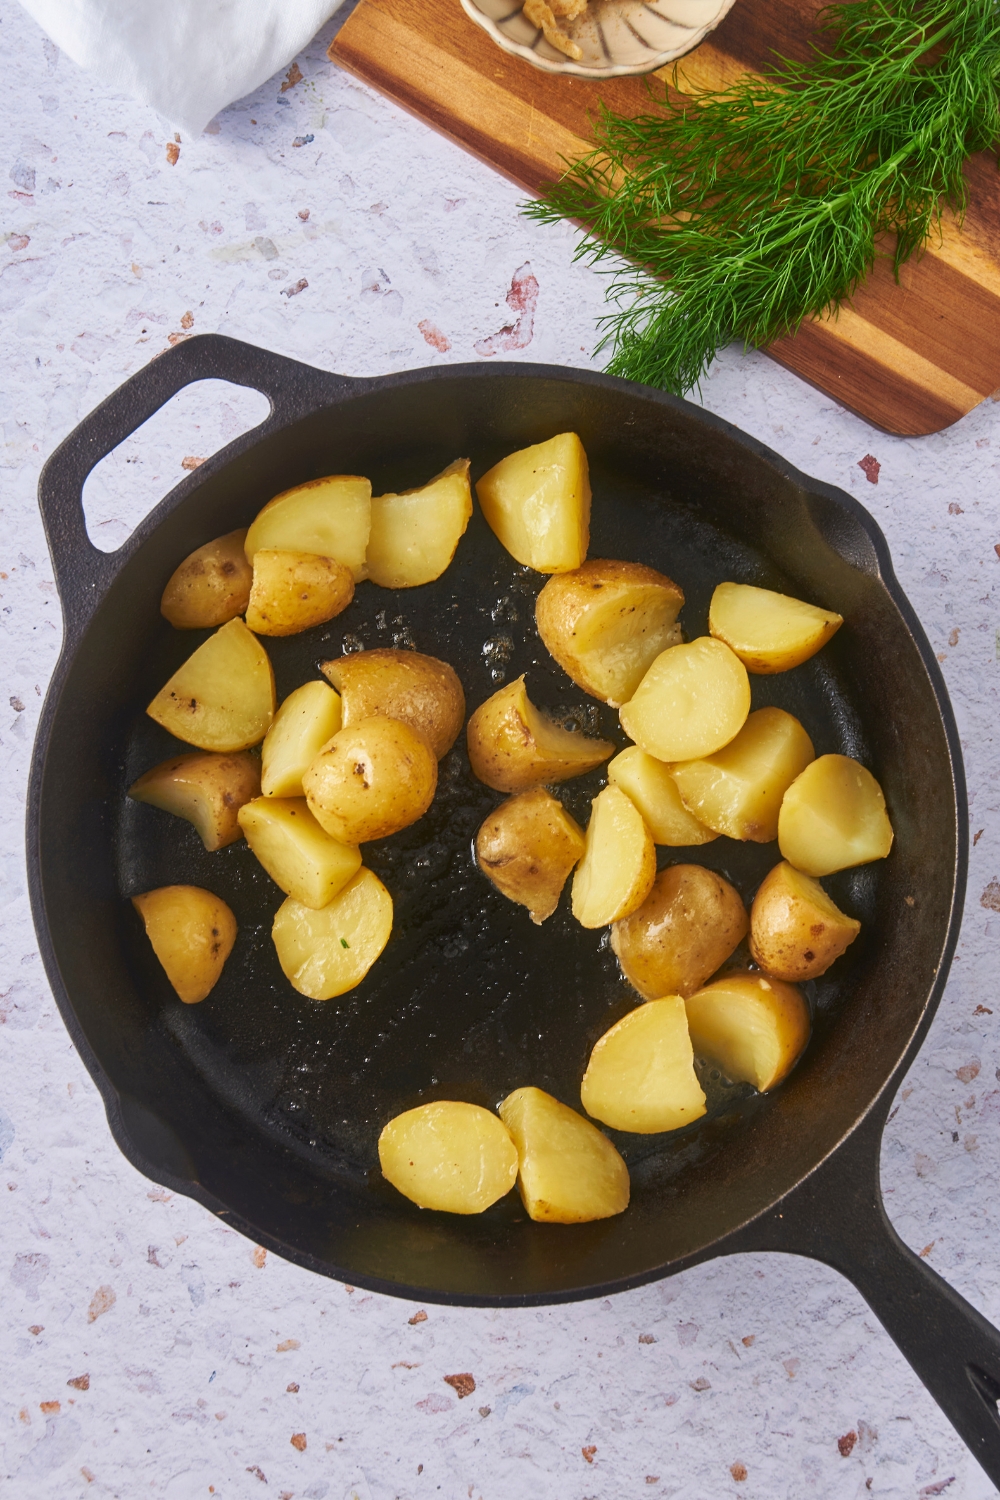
[261, 681, 343, 798]
[160, 528, 253, 630]
[476, 432, 590, 573]
[778, 753, 893, 876]
[619, 637, 751, 763]
[572, 784, 656, 929]
[146, 618, 276, 752]
[238, 797, 362, 909]
[749, 860, 861, 981]
[272, 866, 393, 999]
[132, 885, 236, 1004]
[535, 559, 684, 707]
[302, 715, 437, 843]
[580, 996, 706, 1133]
[611, 864, 749, 1000]
[466, 676, 614, 793]
[498, 1086, 629, 1223]
[244, 549, 354, 636]
[685, 971, 810, 1092]
[709, 582, 843, 674]
[475, 787, 585, 924]
[607, 746, 717, 846]
[669, 707, 815, 843]
[378, 1101, 517, 1214]
[244, 475, 371, 581]
[128, 750, 260, 850]
[367, 459, 473, 588]
[322, 649, 465, 760]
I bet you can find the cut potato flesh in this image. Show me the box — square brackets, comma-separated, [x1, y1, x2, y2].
[572, 784, 656, 928]
[128, 750, 260, 850]
[475, 432, 590, 573]
[685, 971, 810, 1092]
[608, 746, 717, 846]
[476, 786, 585, 924]
[303, 715, 438, 843]
[669, 707, 815, 843]
[750, 860, 861, 982]
[709, 581, 843, 674]
[581, 996, 707, 1133]
[238, 797, 362, 909]
[778, 753, 893, 875]
[245, 549, 354, 636]
[132, 885, 236, 1004]
[261, 680, 343, 798]
[244, 475, 372, 581]
[322, 648, 465, 760]
[146, 618, 276, 752]
[272, 866, 393, 998]
[611, 863, 748, 1000]
[160, 528, 253, 630]
[466, 675, 614, 793]
[619, 636, 751, 763]
[378, 1101, 518, 1213]
[498, 1086, 629, 1223]
[367, 459, 473, 588]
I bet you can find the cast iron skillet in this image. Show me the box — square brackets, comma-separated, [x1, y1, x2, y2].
[28, 335, 1000, 1480]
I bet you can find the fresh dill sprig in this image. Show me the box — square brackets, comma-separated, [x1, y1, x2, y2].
[524, 0, 1000, 395]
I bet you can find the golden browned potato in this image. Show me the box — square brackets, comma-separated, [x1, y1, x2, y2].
[669, 707, 815, 843]
[378, 1102, 518, 1213]
[132, 885, 236, 1004]
[244, 549, 354, 636]
[498, 1086, 629, 1223]
[146, 618, 276, 752]
[607, 747, 717, 846]
[709, 582, 843, 674]
[367, 459, 473, 588]
[611, 864, 749, 1000]
[475, 787, 585, 924]
[302, 715, 437, 843]
[685, 971, 810, 1091]
[244, 475, 372, 581]
[466, 676, 614, 793]
[128, 750, 260, 850]
[571, 784, 656, 929]
[272, 866, 393, 999]
[749, 860, 861, 981]
[476, 432, 590, 573]
[261, 681, 343, 798]
[238, 797, 362, 909]
[535, 559, 684, 707]
[322, 649, 465, 760]
[580, 996, 706, 1133]
[160, 528, 253, 630]
[778, 753, 893, 876]
[619, 637, 751, 763]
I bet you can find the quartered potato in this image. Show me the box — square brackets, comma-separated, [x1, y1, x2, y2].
[303, 715, 437, 843]
[245, 549, 354, 636]
[607, 746, 717, 846]
[669, 707, 815, 843]
[498, 1086, 629, 1223]
[611, 864, 749, 1000]
[750, 860, 861, 981]
[128, 750, 260, 850]
[378, 1101, 518, 1214]
[261, 680, 343, 798]
[685, 971, 810, 1092]
[244, 475, 372, 581]
[367, 459, 473, 588]
[475, 786, 585, 924]
[476, 432, 590, 573]
[778, 753, 893, 876]
[160, 528, 253, 630]
[322, 648, 465, 760]
[572, 784, 656, 928]
[272, 866, 393, 999]
[581, 996, 707, 1134]
[238, 797, 362, 909]
[535, 559, 684, 707]
[146, 618, 276, 752]
[619, 637, 751, 763]
[132, 885, 236, 1004]
[466, 675, 614, 793]
[709, 582, 843, 674]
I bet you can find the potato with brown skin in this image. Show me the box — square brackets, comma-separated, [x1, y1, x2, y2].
[476, 432, 590, 573]
[128, 750, 261, 850]
[367, 459, 473, 588]
[709, 582, 843, 674]
[749, 860, 861, 981]
[244, 550, 354, 636]
[476, 787, 585, 924]
[244, 475, 371, 581]
[303, 715, 437, 843]
[321, 649, 465, 760]
[146, 618, 276, 752]
[685, 971, 810, 1091]
[132, 885, 237, 1004]
[611, 864, 749, 1000]
[160, 529, 253, 630]
[466, 676, 614, 793]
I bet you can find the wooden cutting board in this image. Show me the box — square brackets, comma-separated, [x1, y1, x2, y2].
[331, 0, 1000, 435]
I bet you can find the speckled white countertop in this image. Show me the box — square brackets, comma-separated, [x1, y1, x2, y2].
[2, 3, 999, 1496]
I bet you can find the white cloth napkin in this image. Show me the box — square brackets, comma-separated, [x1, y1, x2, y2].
[18, 0, 344, 134]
